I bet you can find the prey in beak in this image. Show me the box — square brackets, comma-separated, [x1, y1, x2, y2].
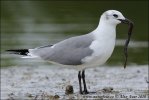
[118, 18, 134, 69]
[118, 18, 132, 24]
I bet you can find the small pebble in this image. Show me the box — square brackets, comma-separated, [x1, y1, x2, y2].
[102, 87, 113, 93]
[65, 85, 74, 95]
[54, 95, 60, 98]
[137, 70, 141, 73]
[45, 76, 49, 80]
[26, 93, 34, 98]
[49, 95, 60, 99]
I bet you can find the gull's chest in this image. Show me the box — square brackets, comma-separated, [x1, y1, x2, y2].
[90, 38, 115, 57]
[81, 32, 116, 66]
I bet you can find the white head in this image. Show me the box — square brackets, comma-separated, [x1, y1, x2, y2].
[100, 10, 126, 25]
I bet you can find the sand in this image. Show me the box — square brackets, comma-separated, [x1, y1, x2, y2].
[1, 65, 148, 99]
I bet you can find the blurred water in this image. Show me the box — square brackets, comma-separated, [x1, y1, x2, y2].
[1, 1, 148, 67]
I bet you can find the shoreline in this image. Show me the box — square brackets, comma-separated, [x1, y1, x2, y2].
[1, 65, 148, 99]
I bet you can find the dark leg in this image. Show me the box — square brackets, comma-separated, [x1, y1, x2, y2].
[82, 70, 89, 94]
[78, 71, 83, 94]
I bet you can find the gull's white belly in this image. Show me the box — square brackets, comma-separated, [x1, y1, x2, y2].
[81, 39, 115, 69]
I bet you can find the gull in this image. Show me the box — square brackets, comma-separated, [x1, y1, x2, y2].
[6, 10, 132, 94]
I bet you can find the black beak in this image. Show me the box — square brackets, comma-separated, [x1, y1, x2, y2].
[118, 18, 133, 25]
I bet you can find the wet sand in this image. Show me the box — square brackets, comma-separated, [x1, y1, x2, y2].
[1, 65, 148, 99]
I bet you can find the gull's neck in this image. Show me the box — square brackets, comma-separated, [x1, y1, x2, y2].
[92, 19, 117, 40]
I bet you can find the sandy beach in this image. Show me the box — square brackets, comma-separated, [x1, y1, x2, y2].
[1, 65, 148, 99]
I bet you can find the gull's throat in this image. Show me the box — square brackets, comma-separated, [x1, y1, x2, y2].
[93, 20, 116, 40]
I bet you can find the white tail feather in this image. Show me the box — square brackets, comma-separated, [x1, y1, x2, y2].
[21, 49, 39, 58]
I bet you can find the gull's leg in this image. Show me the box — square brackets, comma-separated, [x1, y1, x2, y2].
[82, 70, 89, 94]
[78, 71, 83, 94]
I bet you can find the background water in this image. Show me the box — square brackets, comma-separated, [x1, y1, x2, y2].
[1, 1, 148, 67]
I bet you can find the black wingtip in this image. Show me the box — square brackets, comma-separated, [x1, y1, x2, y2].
[6, 49, 29, 56]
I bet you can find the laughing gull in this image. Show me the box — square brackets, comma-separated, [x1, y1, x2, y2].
[7, 10, 133, 94]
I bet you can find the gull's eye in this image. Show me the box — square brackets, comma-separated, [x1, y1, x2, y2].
[113, 14, 118, 18]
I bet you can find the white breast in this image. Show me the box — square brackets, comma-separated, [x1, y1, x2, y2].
[81, 23, 116, 68]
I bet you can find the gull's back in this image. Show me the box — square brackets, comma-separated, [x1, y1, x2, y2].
[31, 33, 94, 65]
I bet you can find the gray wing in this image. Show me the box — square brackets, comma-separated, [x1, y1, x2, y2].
[32, 34, 94, 65]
